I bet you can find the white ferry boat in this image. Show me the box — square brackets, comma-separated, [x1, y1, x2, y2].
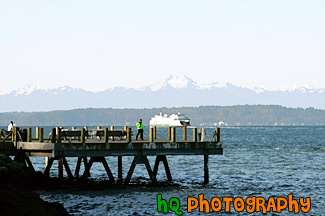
[150, 112, 190, 127]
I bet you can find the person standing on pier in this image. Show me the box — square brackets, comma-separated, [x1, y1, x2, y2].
[7, 121, 14, 131]
[136, 119, 144, 140]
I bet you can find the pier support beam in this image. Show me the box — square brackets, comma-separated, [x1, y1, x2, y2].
[44, 158, 54, 176]
[75, 157, 88, 177]
[118, 156, 123, 180]
[82, 157, 114, 182]
[58, 157, 63, 178]
[14, 151, 35, 172]
[124, 155, 156, 184]
[204, 154, 209, 184]
[44, 157, 73, 179]
[153, 155, 172, 181]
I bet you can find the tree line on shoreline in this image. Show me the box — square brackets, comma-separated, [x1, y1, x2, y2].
[0, 105, 324, 126]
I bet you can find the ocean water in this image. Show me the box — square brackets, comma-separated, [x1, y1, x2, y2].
[2, 126, 324, 215]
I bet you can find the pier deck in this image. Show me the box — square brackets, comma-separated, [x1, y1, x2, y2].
[1, 126, 223, 184]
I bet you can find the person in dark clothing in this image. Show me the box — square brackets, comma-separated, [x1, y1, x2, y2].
[136, 119, 144, 140]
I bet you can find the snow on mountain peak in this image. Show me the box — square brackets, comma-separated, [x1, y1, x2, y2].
[14, 84, 41, 96]
[196, 81, 227, 90]
[146, 75, 195, 91]
[166, 75, 193, 89]
[0, 90, 9, 96]
[2, 77, 324, 96]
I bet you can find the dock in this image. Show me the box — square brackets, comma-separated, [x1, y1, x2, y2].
[0, 126, 223, 184]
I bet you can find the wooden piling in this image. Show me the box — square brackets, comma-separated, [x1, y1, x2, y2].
[171, 127, 176, 142]
[56, 127, 62, 143]
[153, 126, 157, 140]
[39, 128, 44, 142]
[124, 126, 128, 139]
[193, 127, 197, 142]
[104, 128, 108, 143]
[36, 127, 39, 139]
[51, 128, 56, 143]
[149, 127, 154, 142]
[84, 126, 89, 140]
[81, 128, 85, 143]
[215, 127, 220, 142]
[97, 126, 101, 140]
[110, 126, 114, 140]
[27, 128, 32, 142]
[126, 128, 131, 143]
[199, 127, 203, 141]
[84, 126, 88, 140]
[12, 127, 16, 142]
[168, 127, 171, 140]
[183, 126, 187, 141]
[72, 127, 76, 139]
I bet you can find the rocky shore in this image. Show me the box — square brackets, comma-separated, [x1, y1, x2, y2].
[0, 153, 70, 216]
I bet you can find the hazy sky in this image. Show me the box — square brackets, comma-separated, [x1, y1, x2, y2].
[0, 0, 324, 92]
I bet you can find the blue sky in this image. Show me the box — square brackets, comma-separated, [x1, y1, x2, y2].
[0, 0, 324, 92]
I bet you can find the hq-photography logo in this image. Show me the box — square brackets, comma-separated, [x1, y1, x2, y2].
[156, 194, 311, 215]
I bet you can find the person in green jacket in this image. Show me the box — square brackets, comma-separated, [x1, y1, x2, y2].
[136, 119, 144, 140]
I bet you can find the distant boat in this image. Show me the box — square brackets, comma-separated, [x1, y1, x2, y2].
[150, 112, 190, 127]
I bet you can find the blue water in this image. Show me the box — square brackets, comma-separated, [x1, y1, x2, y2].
[2, 126, 324, 215]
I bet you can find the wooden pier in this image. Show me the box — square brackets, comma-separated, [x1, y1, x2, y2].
[0, 126, 223, 184]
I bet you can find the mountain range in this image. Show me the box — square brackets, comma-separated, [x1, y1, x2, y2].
[0, 75, 324, 112]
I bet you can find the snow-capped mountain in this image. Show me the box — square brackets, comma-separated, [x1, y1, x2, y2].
[0, 75, 324, 112]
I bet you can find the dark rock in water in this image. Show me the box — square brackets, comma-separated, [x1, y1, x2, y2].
[0, 183, 70, 216]
[0, 153, 71, 216]
[0, 153, 12, 163]
[0, 166, 8, 174]
[7, 160, 25, 171]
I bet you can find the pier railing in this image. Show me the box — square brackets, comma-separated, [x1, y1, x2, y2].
[1, 126, 222, 184]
